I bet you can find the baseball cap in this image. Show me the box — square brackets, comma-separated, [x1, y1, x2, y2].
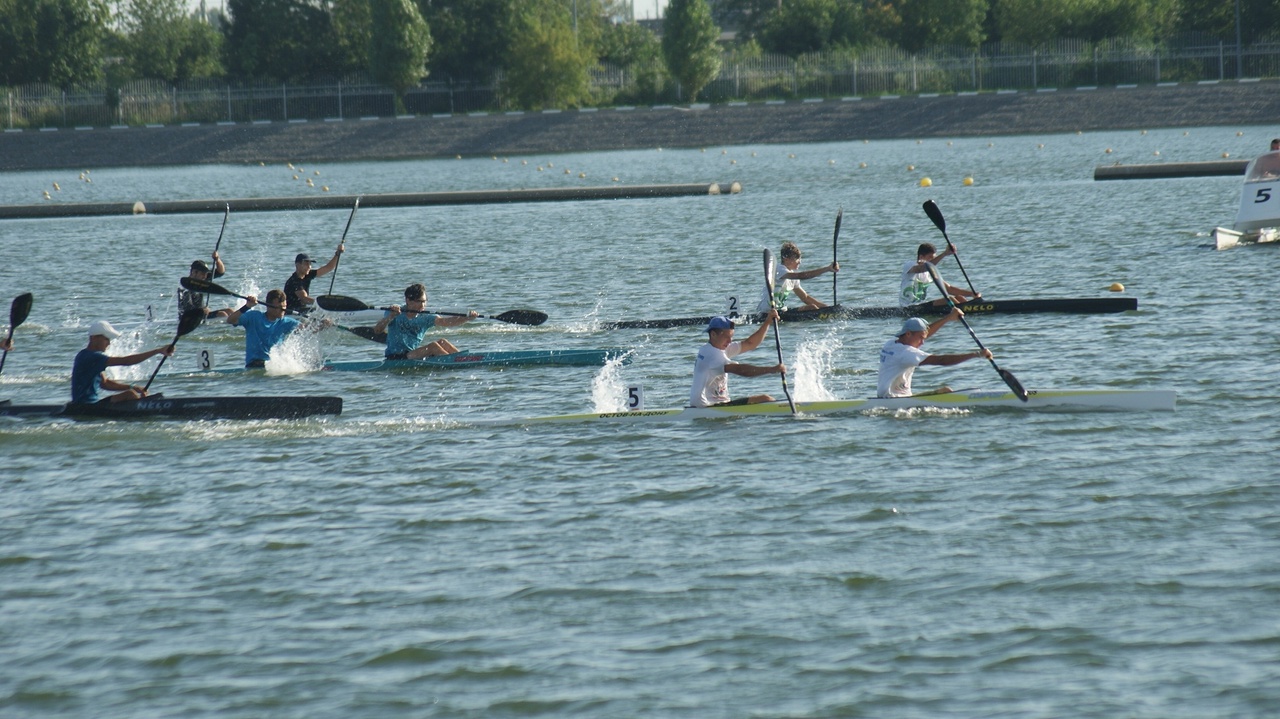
[294, 253, 313, 264]
[87, 320, 122, 339]
[706, 316, 735, 331]
[190, 259, 211, 272]
[898, 317, 929, 335]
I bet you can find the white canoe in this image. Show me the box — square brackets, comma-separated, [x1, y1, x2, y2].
[506, 389, 1176, 425]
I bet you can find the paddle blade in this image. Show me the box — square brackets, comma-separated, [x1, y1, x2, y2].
[1000, 368, 1030, 402]
[9, 292, 33, 328]
[763, 248, 776, 297]
[923, 200, 946, 233]
[343, 325, 387, 344]
[832, 208, 843, 241]
[176, 307, 205, 338]
[493, 309, 548, 326]
[180, 276, 234, 296]
[315, 294, 372, 312]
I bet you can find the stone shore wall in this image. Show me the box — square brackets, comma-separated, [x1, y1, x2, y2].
[2, 80, 1278, 171]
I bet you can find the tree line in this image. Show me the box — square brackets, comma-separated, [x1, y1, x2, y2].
[1, 0, 1277, 110]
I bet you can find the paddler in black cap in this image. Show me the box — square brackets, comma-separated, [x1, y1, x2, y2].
[177, 251, 231, 321]
[284, 244, 344, 314]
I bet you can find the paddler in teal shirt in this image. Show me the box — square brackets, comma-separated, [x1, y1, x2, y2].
[226, 289, 307, 368]
[373, 283, 477, 360]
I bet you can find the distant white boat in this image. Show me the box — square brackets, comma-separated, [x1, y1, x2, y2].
[1213, 150, 1280, 250]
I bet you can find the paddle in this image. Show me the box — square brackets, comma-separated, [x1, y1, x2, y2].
[0, 292, 34, 375]
[922, 199, 979, 298]
[324, 198, 360, 297]
[764, 249, 796, 414]
[142, 307, 204, 392]
[313, 294, 548, 326]
[180, 277, 283, 310]
[831, 208, 842, 306]
[206, 203, 230, 310]
[924, 262, 1028, 402]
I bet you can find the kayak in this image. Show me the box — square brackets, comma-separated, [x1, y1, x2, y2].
[0, 395, 342, 420]
[181, 348, 633, 375]
[502, 389, 1176, 424]
[322, 349, 631, 371]
[601, 297, 1138, 330]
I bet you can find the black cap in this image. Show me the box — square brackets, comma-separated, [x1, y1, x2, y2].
[191, 260, 211, 272]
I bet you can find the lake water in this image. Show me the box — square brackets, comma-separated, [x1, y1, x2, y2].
[2, 125, 1278, 718]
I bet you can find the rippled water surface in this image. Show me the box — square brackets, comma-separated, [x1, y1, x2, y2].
[2, 124, 1278, 718]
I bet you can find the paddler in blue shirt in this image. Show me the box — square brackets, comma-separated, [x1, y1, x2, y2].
[70, 320, 173, 404]
[226, 289, 308, 368]
[373, 283, 477, 360]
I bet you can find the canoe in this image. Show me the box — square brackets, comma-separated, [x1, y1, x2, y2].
[322, 348, 631, 371]
[600, 297, 1138, 329]
[504, 389, 1176, 424]
[0, 395, 342, 420]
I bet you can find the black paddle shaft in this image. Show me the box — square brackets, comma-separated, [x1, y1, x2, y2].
[327, 198, 360, 296]
[764, 249, 797, 414]
[924, 263, 1028, 401]
[831, 208, 842, 307]
[0, 292, 34, 375]
[922, 200, 979, 298]
[143, 308, 204, 392]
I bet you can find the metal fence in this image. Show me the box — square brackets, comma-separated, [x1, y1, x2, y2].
[5, 40, 1280, 129]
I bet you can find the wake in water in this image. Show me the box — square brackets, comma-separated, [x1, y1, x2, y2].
[789, 330, 840, 402]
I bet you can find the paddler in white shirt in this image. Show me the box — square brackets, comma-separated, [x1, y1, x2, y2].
[689, 313, 786, 407]
[756, 241, 839, 313]
[899, 242, 980, 307]
[876, 311, 991, 398]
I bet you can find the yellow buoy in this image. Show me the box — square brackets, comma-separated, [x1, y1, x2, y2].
[1153, 151, 1160, 156]
[963, 177, 974, 186]
[288, 163, 294, 169]
[917, 140, 922, 145]
[537, 166, 543, 171]
[1141, 130, 1147, 135]
[578, 172, 585, 178]
[919, 177, 932, 187]
[859, 162, 867, 169]
[1237, 131, 1244, 136]
[907, 164, 915, 171]
[564, 168, 570, 174]
[828, 159, 835, 165]
[313, 170, 320, 175]
[1037, 143, 1045, 149]
[52, 182, 60, 191]
[731, 159, 738, 165]
[612, 177, 620, 182]
[548, 162, 553, 168]
[132, 201, 146, 214]
[751, 152, 757, 157]
[1222, 152, 1230, 158]
[292, 174, 299, 180]
[721, 149, 727, 155]
[322, 186, 329, 191]
[788, 154, 796, 159]
[1109, 282, 1125, 292]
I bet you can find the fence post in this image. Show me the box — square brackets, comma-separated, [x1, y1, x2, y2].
[1093, 46, 1098, 85]
[1032, 50, 1037, 88]
[282, 83, 287, 120]
[912, 56, 917, 92]
[1219, 41, 1224, 81]
[338, 80, 343, 119]
[1155, 50, 1160, 83]
[172, 86, 177, 121]
[853, 57, 857, 95]
[226, 85, 231, 122]
[62, 89, 67, 127]
[7, 90, 11, 129]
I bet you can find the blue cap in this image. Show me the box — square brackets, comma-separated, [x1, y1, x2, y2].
[706, 316, 735, 331]
[898, 317, 929, 335]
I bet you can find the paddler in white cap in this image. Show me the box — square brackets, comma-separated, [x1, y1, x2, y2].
[877, 309, 991, 398]
[70, 320, 174, 404]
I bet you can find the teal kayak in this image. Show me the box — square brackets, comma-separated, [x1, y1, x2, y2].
[323, 349, 631, 371]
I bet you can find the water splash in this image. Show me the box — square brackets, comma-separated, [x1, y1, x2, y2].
[564, 293, 607, 333]
[590, 351, 633, 412]
[790, 331, 840, 402]
[264, 324, 325, 374]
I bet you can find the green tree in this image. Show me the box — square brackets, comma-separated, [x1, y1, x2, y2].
[222, 0, 342, 81]
[1175, 0, 1280, 44]
[501, 0, 594, 109]
[331, 0, 373, 74]
[895, 0, 987, 51]
[994, 0, 1180, 45]
[369, 0, 431, 112]
[662, 0, 721, 101]
[118, 0, 223, 82]
[420, 0, 518, 82]
[0, 0, 111, 86]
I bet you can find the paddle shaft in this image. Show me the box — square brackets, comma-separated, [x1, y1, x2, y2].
[143, 309, 204, 392]
[925, 262, 1027, 401]
[206, 204, 229, 310]
[831, 209, 842, 306]
[922, 200, 979, 297]
[327, 199, 360, 295]
[764, 249, 796, 414]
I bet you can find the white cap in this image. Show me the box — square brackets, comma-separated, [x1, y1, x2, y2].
[87, 320, 122, 339]
[897, 317, 930, 336]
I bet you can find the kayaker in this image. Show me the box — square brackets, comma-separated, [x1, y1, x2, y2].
[226, 289, 306, 368]
[756, 241, 839, 312]
[1271, 138, 1279, 151]
[899, 242, 980, 307]
[372, 283, 477, 359]
[177, 252, 232, 321]
[689, 313, 786, 407]
[70, 320, 173, 404]
[284, 245, 344, 314]
[876, 310, 991, 398]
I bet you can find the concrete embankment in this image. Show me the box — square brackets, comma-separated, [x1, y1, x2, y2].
[2, 80, 1279, 172]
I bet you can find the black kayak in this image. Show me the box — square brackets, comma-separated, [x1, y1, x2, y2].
[0, 395, 342, 420]
[600, 297, 1138, 330]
